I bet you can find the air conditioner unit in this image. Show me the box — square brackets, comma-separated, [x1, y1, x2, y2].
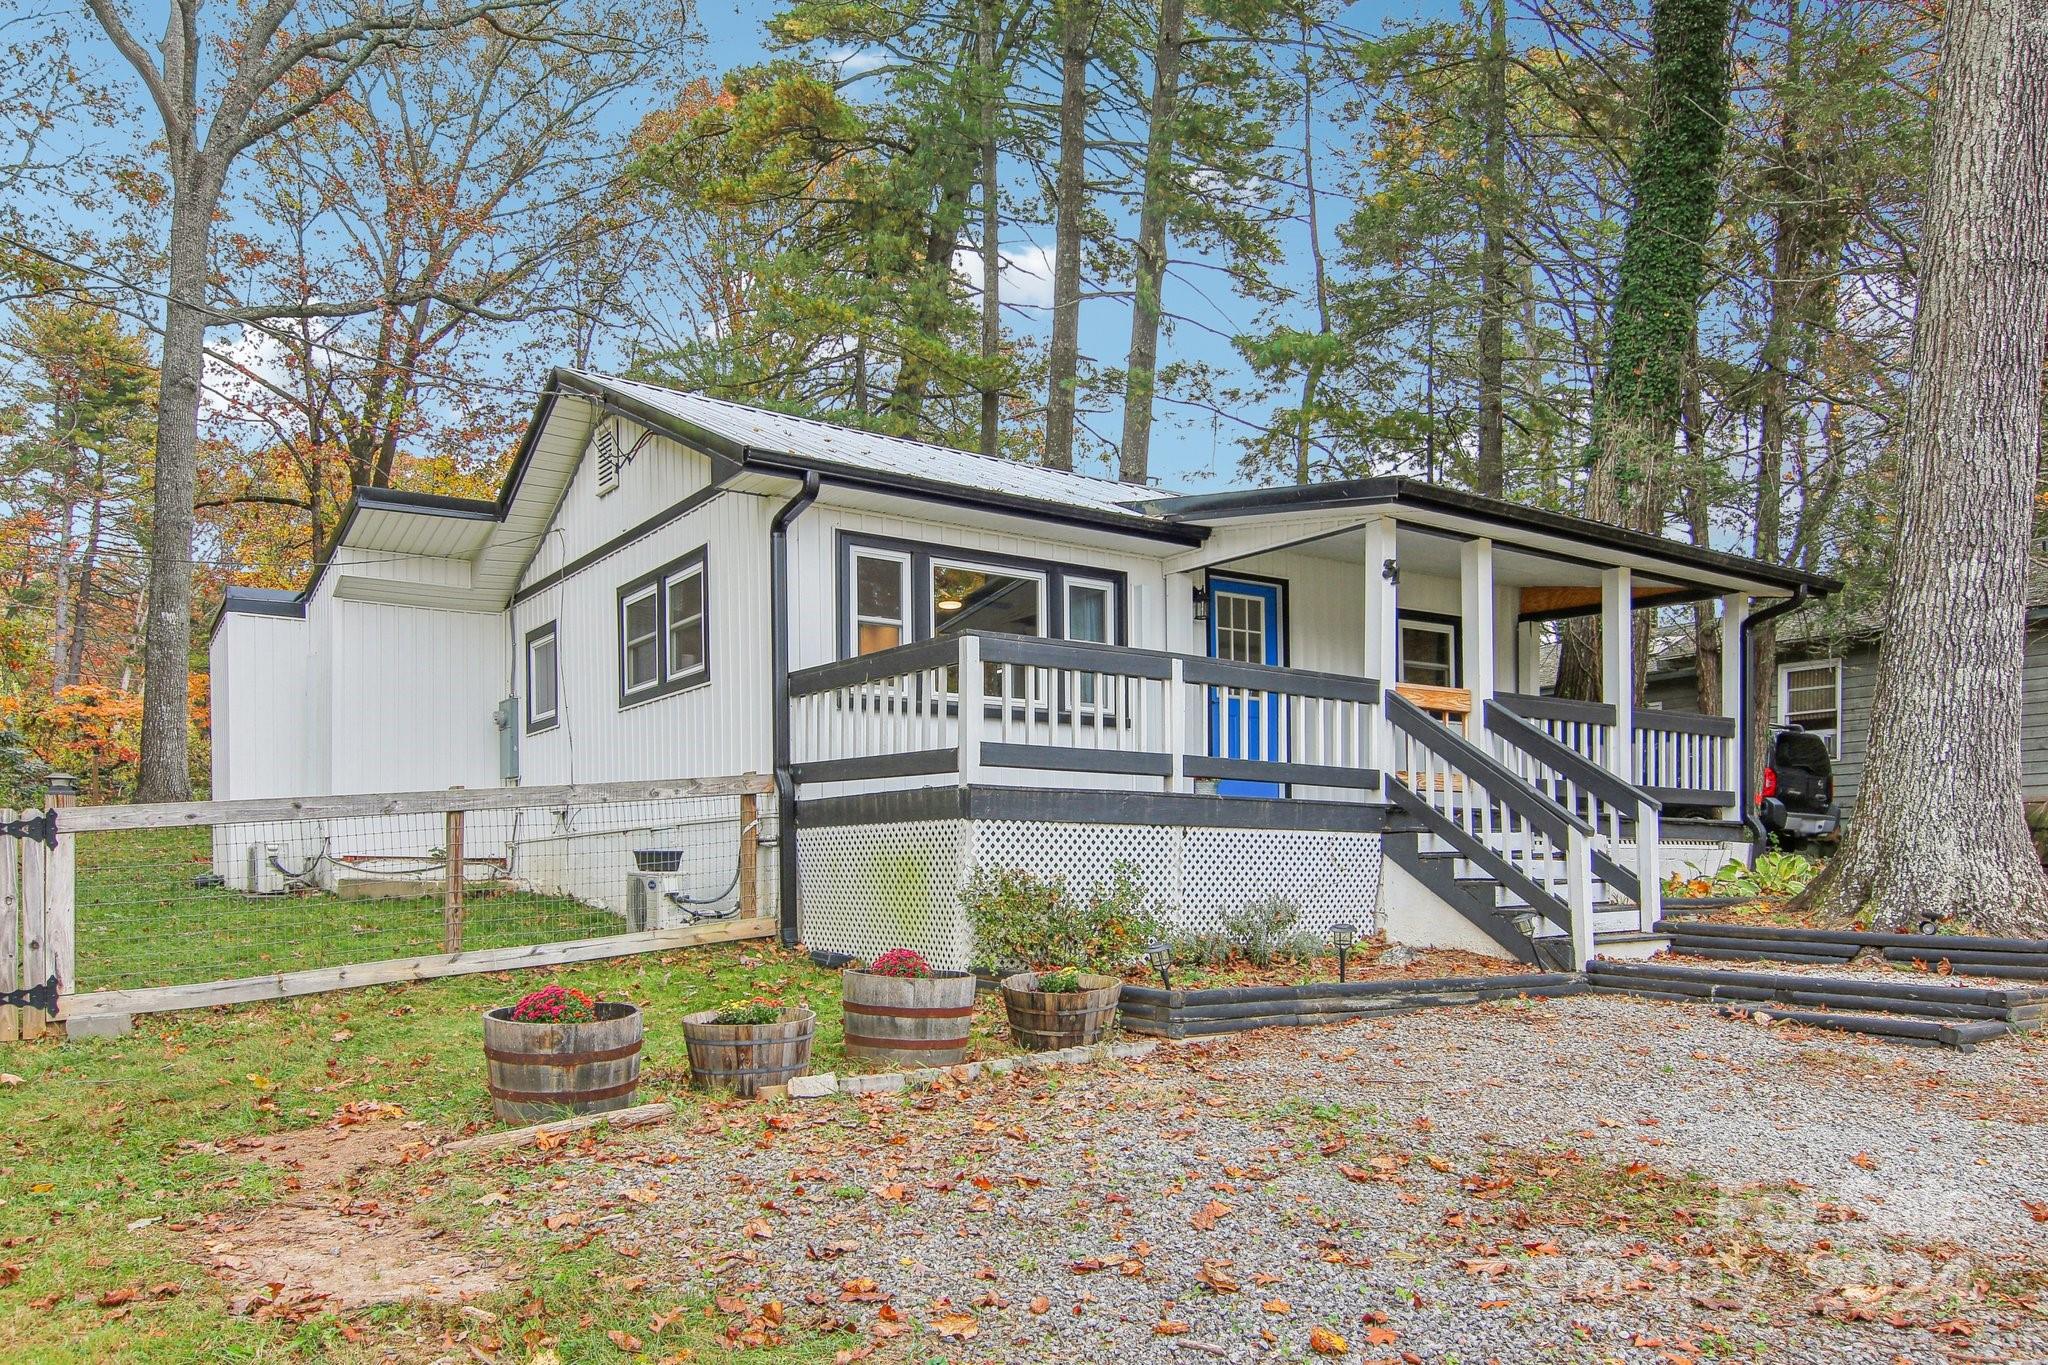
[246, 843, 287, 895]
[626, 873, 690, 932]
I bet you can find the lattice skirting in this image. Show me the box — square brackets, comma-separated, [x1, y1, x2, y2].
[795, 819, 1383, 971]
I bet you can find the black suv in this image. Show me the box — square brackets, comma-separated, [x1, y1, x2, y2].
[1757, 726, 1840, 848]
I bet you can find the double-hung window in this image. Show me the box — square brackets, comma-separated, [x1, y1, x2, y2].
[526, 623, 559, 732]
[1064, 577, 1115, 706]
[850, 548, 912, 656]
[1779, 659, 1842, 755]
[617, 548, 709, 706]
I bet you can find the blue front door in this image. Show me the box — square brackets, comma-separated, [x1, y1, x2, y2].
[1207, 576, 1284, 797]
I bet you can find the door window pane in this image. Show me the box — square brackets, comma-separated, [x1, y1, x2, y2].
[1213, 591, 1266, 663]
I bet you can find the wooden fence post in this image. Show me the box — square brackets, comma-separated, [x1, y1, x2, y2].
[47, 778, 75, 1005]
[20, 803, 46, 1041]
[737, 790, 759, 919]
[444, 791, 466, 954]
[0, 816, 17, 1043]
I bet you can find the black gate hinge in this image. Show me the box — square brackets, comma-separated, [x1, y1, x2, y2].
[1, 810, 55, 848]
[1, 975, 59, 1015]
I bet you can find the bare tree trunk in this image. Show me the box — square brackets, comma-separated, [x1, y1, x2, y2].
[1043, 0, 1096, 471]
[1796, 0, 2048, 934]
[137, 186, 218, 800]
[1117, 0, 1186, 485]
[1474, 0, 1509, 497]
[978, 0, 1003, 459]
[63, 459, 106, 689]
[50, 490, 73, 693]
[1293, 13, 1331, 486]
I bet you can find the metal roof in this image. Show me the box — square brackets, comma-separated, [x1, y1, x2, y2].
[565, 372, 1163, 521]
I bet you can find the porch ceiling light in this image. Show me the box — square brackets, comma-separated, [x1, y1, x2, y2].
[936, 597, 963, 612]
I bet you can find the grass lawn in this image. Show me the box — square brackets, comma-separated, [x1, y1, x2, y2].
[75, 827, 623, 992]
[0, 942, 1013, 1362]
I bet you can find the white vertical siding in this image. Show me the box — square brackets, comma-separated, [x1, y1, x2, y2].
[324, 598, 506, 794]
[208, 613, 314, 799]
[511, 489, 778, 785]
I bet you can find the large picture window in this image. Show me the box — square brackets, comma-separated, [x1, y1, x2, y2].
[1779, 659, 1842, 755]
[526, 622, 559, 733]
[838, 534, 1125, 663]
[617, 547, 710, 706]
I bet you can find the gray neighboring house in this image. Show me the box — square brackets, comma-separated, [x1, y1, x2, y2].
[1645, 587, 2048, 819]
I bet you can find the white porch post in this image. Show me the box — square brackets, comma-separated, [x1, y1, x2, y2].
[1459, 538, 1496, 723]
[1514, 620, 1542, 693]
[1362, 516, 1399, 778]
[1600, 566, 1633, 784]
[1719, 592, 1749, 820]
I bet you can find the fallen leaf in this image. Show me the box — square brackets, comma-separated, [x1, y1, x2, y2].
[1849, 1152, 1878, 1171]
[929, 1312, 978, 1340]
[1190, 1199, 1233, 1231]
[606, 1329, 641, 1351]
[1262, 1298, 1292, 1314]
[1154, 1320, 1190, 1336]
[1308, 1324, 1348, 1355]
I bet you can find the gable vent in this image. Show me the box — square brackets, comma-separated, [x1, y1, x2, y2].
[592, 421, 623, 496]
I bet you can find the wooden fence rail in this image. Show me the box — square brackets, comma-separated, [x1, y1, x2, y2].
[6, 774, 777, 1035]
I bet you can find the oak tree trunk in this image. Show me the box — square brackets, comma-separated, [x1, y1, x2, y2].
[1796, 0, 2048, 935]
[1555, 0, 1734, 700]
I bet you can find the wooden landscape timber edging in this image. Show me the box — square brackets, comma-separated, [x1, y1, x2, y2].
[1655, 917, 2048, 979]
[56, 917, 774, 1024]
[1116, 972, 1582, 1039]
[1585, 959, 2046, 1049]
[441, 1102, 676, 1154]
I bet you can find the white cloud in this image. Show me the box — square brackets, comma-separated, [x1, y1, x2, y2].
[953, 241, 1057, 311]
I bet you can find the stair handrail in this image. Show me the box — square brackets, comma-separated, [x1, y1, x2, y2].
[1484, 698, 1662, 933]
[1482, 700, 1657, 814]
[1383, 690, 1597, 967]
[1385, 692, 1593, 842]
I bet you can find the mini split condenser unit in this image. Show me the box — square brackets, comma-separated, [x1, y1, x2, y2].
[245, 843, 287, 895]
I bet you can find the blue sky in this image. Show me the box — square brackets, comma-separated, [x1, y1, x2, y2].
[52, 0, 1463, 497]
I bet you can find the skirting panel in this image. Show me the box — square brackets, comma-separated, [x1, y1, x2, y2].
[798, 816, 1382, 970]
[795, 820, 973, 968]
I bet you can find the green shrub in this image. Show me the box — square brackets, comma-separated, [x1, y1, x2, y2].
[709, 1002, 781, 1026]
[962, 861, 1164, 974]
[1163, 929, 1235, 969]
[1221, 896, 1322, 967]
[1671, 851, 1818, 900]
[1035, 968, 1084, 993]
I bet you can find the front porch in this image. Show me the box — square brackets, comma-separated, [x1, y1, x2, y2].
[782, 496, 1807, 975]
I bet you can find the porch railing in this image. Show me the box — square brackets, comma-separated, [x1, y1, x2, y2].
[1383, 691, 1595, 968]
[1483, 701, 1661, 933]
[1497, 693, 1737, 808]
[788, 631, 1382, 797]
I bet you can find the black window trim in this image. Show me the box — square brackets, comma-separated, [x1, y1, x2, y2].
[835, 530, 1129, 660]
[1395, 608, 1463, 688]
[617, 545, 710, 708]
[525, 620, 560, 734]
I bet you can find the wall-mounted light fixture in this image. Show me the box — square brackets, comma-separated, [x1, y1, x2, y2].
[1192, 584, 1209, 622]
[1381, 558, 1400, 585]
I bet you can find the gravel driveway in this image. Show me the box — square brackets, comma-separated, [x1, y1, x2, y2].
[525, 994, 2048, 1363]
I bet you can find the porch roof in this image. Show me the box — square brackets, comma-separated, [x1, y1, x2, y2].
[1143, 478, 1840, 602]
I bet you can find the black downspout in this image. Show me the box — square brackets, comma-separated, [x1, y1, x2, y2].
[770, 472, 822, 947]
[1738, 584, 1812, 847]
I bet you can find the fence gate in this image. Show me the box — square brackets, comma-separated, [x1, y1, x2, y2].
[1, 784, 71, 1040]
[4, 774, 777, 1034]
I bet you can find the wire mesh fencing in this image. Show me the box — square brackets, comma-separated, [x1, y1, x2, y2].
[57, 777, 777, 1003]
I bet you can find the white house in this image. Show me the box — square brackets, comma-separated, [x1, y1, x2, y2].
[209, 370, 1839, 969]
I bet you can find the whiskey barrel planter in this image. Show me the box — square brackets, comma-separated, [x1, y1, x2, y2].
[482, 1002, 643, 1125]
[1000, 972, 1121, 1051]
[681, 1007, 816, 1097]
[841, 969, 977, 1066]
